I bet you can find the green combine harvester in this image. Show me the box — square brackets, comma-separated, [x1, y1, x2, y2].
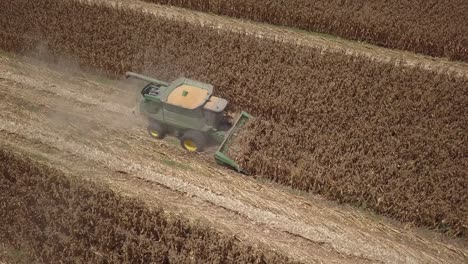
[126, 72, 251, 173]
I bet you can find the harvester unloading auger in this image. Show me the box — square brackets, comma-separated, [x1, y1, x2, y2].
[126, 72, 251, 173]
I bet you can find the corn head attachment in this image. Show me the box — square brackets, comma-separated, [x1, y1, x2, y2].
[214, 111, 252, 173]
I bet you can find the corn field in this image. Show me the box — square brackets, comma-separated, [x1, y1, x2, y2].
[0, 0, 466, 237]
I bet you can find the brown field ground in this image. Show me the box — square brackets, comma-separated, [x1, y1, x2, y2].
[0, 0, 467, 262]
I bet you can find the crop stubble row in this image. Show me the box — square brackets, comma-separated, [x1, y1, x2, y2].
[0, 147, 296, 263]
[145, 0, 468, 62]
[0, 0, 466, 236]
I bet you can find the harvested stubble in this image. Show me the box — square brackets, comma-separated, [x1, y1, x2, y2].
[0, 148, 296, 263]
[145, 0, 468, 62]
[0, 0, 467, 237]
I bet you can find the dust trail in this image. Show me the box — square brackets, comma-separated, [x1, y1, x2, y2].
[5, 42, 149, 136]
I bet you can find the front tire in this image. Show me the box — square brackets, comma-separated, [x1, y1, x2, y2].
[180, 131, 207, 152]
[147, 122, 166, 139]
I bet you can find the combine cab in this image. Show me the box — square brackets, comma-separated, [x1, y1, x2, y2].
[126, 72, 251, 172]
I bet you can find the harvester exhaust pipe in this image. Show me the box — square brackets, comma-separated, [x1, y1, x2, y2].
[125, 71, 169, 87]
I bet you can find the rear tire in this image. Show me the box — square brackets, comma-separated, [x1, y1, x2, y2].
[180, 131, 207, 152]
[147, 122, 166, 139]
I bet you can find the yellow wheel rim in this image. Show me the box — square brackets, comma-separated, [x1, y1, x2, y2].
[183, 139, 197, 152]
[150, 131, 159, 137]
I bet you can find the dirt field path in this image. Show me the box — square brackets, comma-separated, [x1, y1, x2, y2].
[1, 52, 467, 263]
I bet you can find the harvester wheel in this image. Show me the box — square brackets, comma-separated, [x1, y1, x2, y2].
[180, 131, 207, 152]
[147, 122, 166, 139]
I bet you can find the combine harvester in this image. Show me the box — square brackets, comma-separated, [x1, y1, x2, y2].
[126, 72, 251, 173]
